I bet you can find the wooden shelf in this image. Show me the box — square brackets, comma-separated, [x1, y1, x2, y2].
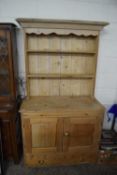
[27, 73, 94, 79]
[27, 50, 96, 55]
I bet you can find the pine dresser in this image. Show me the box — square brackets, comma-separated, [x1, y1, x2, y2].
[17, 18, 108, 166]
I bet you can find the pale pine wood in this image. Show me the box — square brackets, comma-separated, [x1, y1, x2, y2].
[63, 117, 98, 152]
[22, 118, 32, 153]
[22, 23, 98, 96]
[31, 118, 58, 149]
[25, 28, 101, 38]
[20, 96, 104, 116]
[27, 34, 97, 96]
[26, 33, 97, 96]
[27, 33, 97, 97]
[29, 79, 60, 96]
[27, 74, 94, 78]
[20, 96, 104, 166]
[25, 148, 98, 166]
[29, 79, 93, 96]
[25, 28, 99, 36]
[22, 117, 61, 154]
[28, 55, 95, 75]
[17, 18, 109, 30]
[49, 55, 61, 74]
[27, 35, 96, 53]
[92, 36, 99, 95]
[24, 33, 30, 97]
[56, 118, 64, 152]
[17, 19, 108, 166]
[27, 50, 96, 54]
[49, 35, 61, 51]
[60, 55, 71, 74]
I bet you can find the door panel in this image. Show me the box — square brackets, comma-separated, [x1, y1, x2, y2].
[23, 117, 62, 153]
[63, 117, 98, 151]
[70, 123, 94, 146]
[32, 122, 57, 148]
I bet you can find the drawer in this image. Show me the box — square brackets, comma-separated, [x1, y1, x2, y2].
[25, 150, 98, 167]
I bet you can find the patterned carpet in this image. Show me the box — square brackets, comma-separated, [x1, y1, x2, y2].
[6, 161, 117, 175]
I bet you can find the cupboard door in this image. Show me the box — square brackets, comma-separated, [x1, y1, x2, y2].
[1, 119, 12, 158]
[23, 117, 63, 154]
[0, 29, 11, 97]
[63, 117, 100, 151]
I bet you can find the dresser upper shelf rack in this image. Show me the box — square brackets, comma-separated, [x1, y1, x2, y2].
[17, 18, 109, 97]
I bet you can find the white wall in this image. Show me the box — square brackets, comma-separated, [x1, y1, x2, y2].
[0, 0, 117, 129]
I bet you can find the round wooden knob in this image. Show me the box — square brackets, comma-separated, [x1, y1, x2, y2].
[64, 132, 69, 136]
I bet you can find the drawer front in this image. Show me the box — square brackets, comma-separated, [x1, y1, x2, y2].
[25, 148, 98, 166]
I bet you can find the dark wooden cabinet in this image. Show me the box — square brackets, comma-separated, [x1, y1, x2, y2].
[0, 24, 22, 163]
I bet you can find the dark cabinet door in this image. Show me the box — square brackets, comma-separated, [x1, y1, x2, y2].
[0, 110, 22, 163]
[0, 24, 17, 100]
[0, 29, 11, 97]
[1, 118, 12, 158]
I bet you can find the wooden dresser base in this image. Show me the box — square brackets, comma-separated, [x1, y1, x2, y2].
[20, 96, 104, 167]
